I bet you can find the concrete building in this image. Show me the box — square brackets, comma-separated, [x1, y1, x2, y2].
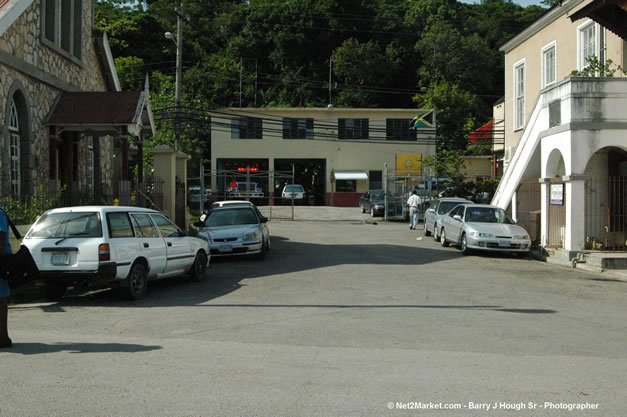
[492, 0, 627, 256]
[0, 0, 154, 202]
[209, 108, 436, 206]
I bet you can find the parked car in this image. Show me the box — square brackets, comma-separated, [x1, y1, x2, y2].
[360, 190, 403, 217]
[208, 200, 256, 210]
[281, 184, 306, 204]
[196, 204, 270, 259]
[424, 197, 472, 240]
[228, 181, 264, 198]
[22, 206, 210, 300]
[438, 204, 532, 256]
[188, 186, 211, 205]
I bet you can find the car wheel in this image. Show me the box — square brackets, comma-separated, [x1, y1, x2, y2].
[126, 263, 148, 300]
[256, 238, 268, 260]
[40, 283, 67, 301]
[370, 207, 375, 217]
[440, 228, 449, 247]
[424, 224, 431, 236]
[188, 251, 208, 282]
[433, 224, 440, 241]
[460, 233, 472, 256]
[360, 204, 365, 213]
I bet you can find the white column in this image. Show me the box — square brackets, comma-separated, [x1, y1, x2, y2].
[511, 191, 518, 222]
[563, 176, 586, 251]
[539, 178, 550, 247]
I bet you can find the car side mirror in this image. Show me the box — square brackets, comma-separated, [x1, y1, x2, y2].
[193, 220, 204, 228]
[260, 216, 269, 223]
[453, 215, 462, 221]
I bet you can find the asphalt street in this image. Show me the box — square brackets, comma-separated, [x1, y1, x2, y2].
[1, 208, 625, 417]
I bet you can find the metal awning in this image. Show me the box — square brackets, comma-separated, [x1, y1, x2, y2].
[334, 170, 369, 181]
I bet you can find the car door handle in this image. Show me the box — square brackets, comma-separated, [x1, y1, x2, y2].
[143, 243, 149, 248]
[167, 242, 172, 247]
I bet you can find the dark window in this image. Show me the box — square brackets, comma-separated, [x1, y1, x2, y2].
[282, 118, 313, 139]
[151, 214, 183, 237]
[386, 119, 417, 141]
[369, 170, 382, 190]
[336, 180, 356, 192]
[130, 213, 159, 238]
[338, 119, 369, 139]
[232, 117, 263, 139]
[43, 0, 82, 60]
[107, 212, 135, 238]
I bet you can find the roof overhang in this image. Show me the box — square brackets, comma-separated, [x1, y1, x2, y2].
[569, 0, 627, 39]
[45, 90, 156, 137]
[334, 170, 369, 181]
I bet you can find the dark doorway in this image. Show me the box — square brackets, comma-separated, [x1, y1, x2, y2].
[274, 159, 326, 206]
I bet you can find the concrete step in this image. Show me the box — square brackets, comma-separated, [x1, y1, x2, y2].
[583, 252, 627, 270]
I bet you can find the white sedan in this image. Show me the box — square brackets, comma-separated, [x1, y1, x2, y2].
[439, 204, 531, 256]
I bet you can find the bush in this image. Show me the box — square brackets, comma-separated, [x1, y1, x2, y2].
[0, 185, 66, 225]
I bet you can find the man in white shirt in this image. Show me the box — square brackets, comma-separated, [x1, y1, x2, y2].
[406, 190, 421, 230]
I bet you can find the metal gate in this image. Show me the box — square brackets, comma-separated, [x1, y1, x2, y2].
[384, 168, 431, 221]
[585, 176, 627, 250]
[515, 179, 541, 244]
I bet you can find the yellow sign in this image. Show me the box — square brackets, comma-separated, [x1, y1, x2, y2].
[396, 154, 422, 173]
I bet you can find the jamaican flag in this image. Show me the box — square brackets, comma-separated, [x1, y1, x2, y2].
[410, 110, 434, 129]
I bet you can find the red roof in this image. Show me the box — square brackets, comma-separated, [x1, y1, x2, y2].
[47, 92, 143, 126]
[469, 120, 493, 143]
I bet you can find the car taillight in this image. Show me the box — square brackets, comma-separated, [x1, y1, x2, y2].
[99, 243, 110, 261]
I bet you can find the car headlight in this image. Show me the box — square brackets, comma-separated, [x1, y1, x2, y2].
[243, 231, 260, 242]
[514, 234, 530, 240]
[469, 231, 494, 238]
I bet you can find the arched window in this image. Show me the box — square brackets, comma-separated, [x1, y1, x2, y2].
[8, 98, 21, 196]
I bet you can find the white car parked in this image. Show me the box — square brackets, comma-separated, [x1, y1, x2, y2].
[423, 197, 472, 241]
[22, 206, 210, 300]
[438, 204, 532, 256]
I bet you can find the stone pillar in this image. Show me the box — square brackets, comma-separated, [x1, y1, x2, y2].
[539, 178, 550, 247]
[151, 145, 177, 220]
[563, 175, 586, 251]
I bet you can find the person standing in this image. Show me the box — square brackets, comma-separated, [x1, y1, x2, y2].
[407, 189, 421, 230]
[0, 206, 12, 348]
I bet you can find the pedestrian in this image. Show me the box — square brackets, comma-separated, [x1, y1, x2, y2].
[0, 205, 12, 348]
[407, 189, 421, 230]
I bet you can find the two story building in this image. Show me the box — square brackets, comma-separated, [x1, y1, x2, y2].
[0, 0, 154, 203]
[210, 107, 437, 207]
[492, 0, 627, 255]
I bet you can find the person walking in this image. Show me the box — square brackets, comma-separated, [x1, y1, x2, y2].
[0, 206, 12, 348]
[407, 189, 421, 230]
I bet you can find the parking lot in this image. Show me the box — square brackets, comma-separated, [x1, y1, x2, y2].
[2, 208, 626, 416]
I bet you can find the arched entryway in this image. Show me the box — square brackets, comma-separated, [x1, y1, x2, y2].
[583, 147, 627, 250]
[545, 148, 566, 248]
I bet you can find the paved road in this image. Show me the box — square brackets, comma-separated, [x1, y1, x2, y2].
[1, 212, 626, 417]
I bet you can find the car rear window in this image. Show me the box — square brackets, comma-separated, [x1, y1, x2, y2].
[27, 212, 101, 238]
[107, 212, 135, 238]
[205, 208, 259, 227]
[285, 185, 304, 192]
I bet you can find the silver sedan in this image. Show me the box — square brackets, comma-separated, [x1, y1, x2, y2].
[439, 204, 531, 256]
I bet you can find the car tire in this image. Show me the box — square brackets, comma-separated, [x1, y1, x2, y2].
[433, 225, 440, 241]
[360, 204, 365, 213]
[424, 224, 431, 236]
[188, 251, 208, 282]
[460, 233, 471, 256]
[440, 228, 449, 247]
[126, 263, 148, 300]
[40, 283, 67, 301]
[370, 207, 375, 217]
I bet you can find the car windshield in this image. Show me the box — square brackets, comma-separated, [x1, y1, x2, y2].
[438, 201, 464, 214]
[27, 212, 102, 238]
[205, 208, 259, 227]
[285, 185, 304, 192]
[465, 207, 515, 224]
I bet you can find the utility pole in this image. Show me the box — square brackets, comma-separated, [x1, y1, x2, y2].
[165, 2, 184, 152]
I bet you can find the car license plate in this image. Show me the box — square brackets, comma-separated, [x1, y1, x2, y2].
[51, 253, 70, 265]
[498, 240, 511, 247]
[218, 245, 233, 253]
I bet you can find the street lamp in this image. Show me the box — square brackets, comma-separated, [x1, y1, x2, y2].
[164, 5, 183, 151]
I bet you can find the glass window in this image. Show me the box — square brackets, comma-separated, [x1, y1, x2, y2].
[27, 212, 101, 238]
[579, 22, 596, 70]
[130, 213, 159, 238]
[107, 212, 135, 238]
[205, 208, 259, 227]
[386, 119, 416, 141]
[231, 117, 262, 139]
[514, 62, 525, 130]
[150, 214, 183, 237]
[336, 180, 356, 192]
[338, 119, 369, 139]
[8, 99, 20, 196]
[42, 0, 82, 59]
[542, 43, 556, 87]
[282, 118, 313, 139]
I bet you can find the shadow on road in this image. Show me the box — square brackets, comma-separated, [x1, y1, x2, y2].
[5, 342, 162, 355]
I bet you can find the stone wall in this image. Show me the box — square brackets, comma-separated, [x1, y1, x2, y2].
[0, 0, 114, 197]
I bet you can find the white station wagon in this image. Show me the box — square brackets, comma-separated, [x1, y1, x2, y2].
[22, 206, 210, 300]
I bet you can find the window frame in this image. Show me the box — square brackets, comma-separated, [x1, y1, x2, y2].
[231, 117, 263, 140]
[541, 41, 557, 88]
[282, 117, 314, 139]
[338, 118, 369, 140]
[8, 98, 21, 196]
[41, 0, 83, 62]
[513, 59, 526, 131]
[385, 118, 417, 141]
[577, 21, 597, 71]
